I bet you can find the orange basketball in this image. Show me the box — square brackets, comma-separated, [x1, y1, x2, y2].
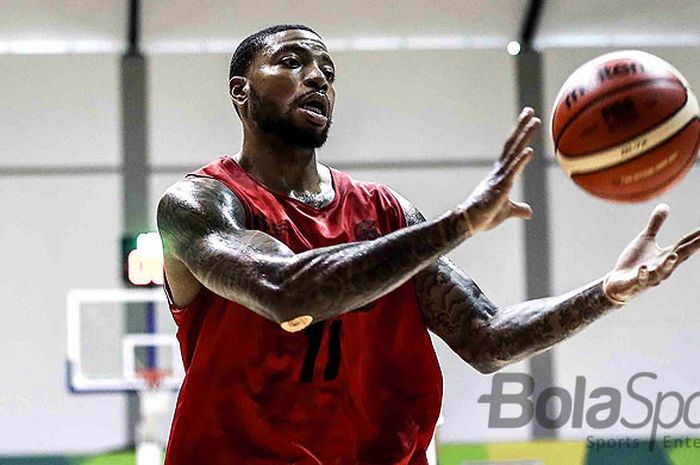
[552, 50, 700, 202]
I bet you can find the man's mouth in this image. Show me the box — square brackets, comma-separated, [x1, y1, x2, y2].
[301, 101, 326, 116]
[298, 94, 330, 126]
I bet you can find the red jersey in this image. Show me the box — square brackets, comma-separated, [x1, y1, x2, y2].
[164, 156, 442, 465]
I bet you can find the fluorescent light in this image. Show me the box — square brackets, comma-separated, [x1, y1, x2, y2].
[2, 33, 700, 56]
[536, 34, 700, 49]
[350, 37, 404, 51]
[407, 36, 503, 50]
[0, 39, 123, 55]
[146, 36, 509, 53]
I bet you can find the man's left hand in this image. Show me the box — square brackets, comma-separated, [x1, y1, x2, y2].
[604, 204, 700, 304]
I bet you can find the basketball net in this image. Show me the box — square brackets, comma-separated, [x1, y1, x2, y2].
[134, 369, 173, 465]
[136, 368, 171, 390]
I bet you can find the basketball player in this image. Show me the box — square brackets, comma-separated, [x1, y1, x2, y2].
[156, 24, 700, 465]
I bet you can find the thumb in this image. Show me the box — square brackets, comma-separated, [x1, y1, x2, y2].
[509, 200, 533, 220]
[643, 203, 670, 237]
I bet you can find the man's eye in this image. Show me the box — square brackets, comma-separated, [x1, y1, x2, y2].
[323, 69, 336, 81]
[282, 58, 301, 67]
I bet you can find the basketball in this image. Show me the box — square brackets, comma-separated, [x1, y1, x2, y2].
[552, 50, 700, 202]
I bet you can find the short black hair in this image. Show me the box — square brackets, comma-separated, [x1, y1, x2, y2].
[229, 24, 322, 83]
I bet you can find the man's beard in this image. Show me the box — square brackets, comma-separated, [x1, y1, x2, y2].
[250, 90, 331, 149]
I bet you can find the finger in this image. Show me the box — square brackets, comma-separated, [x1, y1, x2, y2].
[675, 234, 700, 263]
[647, 253, 679, 285]
[643, 203, 670, 238]
[662, 253, 679, 274]
[509, 200, 533, 220]
[510, 117, 541, 160]
[500, 108, 535, 162]
[674, 228, 700, 248]
[637, 265, 649, 286]
[502, 117, 540, 167]
[514, 107, 534, 134]
[500, 110, 532, 161]
[504, 147, 533, 180]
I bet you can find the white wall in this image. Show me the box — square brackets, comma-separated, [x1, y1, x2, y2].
[0, 1, 125, 45]
[148, 54, 239, 167]
[141, 0, 522, 44]
[0, 55, 120, 167]
[0, 175, 126, 454]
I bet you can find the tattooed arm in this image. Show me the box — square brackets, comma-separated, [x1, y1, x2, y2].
[157, 175, 473, 330]
[157, 108, 539, 332]
[395, 193, 700, 374]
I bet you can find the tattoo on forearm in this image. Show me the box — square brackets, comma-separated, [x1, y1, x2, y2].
[158, 177, 473, 324]
[278, 204, 471, 321]
[463, 281, 616, 372]
[399, 193, 620, 373]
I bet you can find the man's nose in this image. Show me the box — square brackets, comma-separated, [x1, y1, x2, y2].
[303, 65, 329, 92]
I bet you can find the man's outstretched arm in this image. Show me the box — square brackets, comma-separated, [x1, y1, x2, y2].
[397, 194, 700, 374]
[158, 108, 539, 331]
[159, 175, 471, 330]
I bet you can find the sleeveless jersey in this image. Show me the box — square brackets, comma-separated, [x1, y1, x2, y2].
[164, 156, 443, 465]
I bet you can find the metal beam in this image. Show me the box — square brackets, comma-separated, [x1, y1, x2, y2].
[121, 0, 148, 446]
[517, 50, 557, 439]
[519, 0, 546, 51]
[127, 0, 141, 57]
[516, 0, 557, 440]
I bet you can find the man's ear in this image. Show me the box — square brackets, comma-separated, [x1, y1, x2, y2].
[229, 76, 249, 108]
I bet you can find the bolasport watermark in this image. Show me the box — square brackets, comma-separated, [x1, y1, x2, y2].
[477, 372, 700, 451]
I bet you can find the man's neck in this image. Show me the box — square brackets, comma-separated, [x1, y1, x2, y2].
[236, 133, 322, 195]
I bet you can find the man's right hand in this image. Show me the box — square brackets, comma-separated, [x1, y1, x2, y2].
[459, 107, 540, 235]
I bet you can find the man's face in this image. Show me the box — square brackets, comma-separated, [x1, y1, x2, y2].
[245, 30, 336, 149]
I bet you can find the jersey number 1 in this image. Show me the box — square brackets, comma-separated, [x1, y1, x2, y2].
[299, 320, 342, 383]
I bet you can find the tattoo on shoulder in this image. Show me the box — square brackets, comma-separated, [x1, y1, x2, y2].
[157, 176, 246, 256]
[386, 187, 426, 226]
